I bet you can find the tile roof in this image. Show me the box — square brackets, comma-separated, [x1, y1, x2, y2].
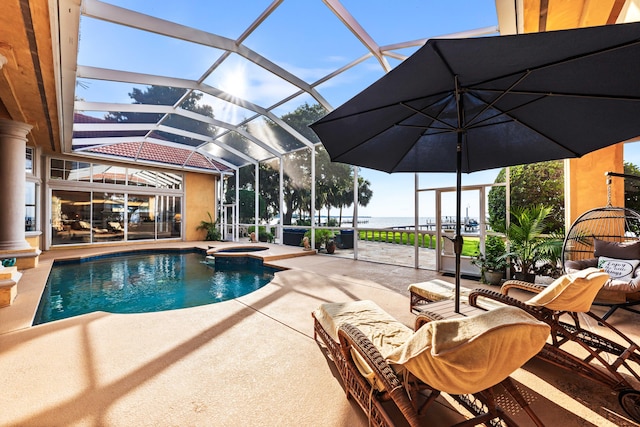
[73, 113, 231, 173]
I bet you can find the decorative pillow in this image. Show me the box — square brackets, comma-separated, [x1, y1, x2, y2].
[597, 256, 640, 282]
[594, 239, 640, 260]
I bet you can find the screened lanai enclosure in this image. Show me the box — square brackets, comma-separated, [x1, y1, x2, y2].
[55, 1, 640, 275]
[55, 0, 505, 264]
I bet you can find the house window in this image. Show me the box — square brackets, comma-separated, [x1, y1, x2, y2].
[26, 146, 33, 174]
[25, 147, 39, 232]
[25, 181, 37, 232]
[50, 159, 92, 181]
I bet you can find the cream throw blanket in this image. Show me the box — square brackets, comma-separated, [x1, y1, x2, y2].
[526, 267, 609, 312]
[385, 306, 549, 394]
[314, 300, 412, 354]
[314, 300, 414, 391]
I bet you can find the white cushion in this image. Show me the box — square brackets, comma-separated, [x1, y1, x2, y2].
[526, 268, 609, 312]
[598, 256, 640, 282]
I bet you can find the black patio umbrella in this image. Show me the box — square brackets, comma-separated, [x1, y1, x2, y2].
[310, 22, 640, 313]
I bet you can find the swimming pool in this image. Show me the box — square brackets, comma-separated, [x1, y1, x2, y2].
[33, 250, 278, 325]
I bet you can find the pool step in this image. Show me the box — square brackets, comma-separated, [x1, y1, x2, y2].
[0, 266, 22, 308]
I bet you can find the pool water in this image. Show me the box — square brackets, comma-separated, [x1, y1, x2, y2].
[33, 251, 277, 325]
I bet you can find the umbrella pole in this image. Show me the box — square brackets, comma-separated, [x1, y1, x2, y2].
[454, 139, 463, 314]
[454, 75, 464, 314]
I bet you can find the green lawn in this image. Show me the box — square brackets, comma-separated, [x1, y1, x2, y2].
[358, 230, 480, 257]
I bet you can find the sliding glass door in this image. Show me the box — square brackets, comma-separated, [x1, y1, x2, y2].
[51, 190, 91, 245]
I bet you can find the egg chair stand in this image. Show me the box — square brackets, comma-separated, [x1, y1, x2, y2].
[562, 172, 640, 321]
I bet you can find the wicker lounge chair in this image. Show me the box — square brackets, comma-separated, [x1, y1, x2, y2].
[468, 267, 640, 422]
[312, 300, 549, 426]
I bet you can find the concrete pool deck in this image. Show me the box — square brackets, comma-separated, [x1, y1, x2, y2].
[0, 241, 638, 426]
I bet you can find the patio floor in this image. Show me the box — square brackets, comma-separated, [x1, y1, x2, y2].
[0, 241, 638, 426]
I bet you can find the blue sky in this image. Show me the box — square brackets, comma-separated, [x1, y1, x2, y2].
[75, 1, 640, 220]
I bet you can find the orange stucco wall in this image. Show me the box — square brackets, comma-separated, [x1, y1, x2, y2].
[26, 234, 40, 250]
[520, 6, 626, 229]
[184, 172, 217, 241]
[567, 145, 624, 226]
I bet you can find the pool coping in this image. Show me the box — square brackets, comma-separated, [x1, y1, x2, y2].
[51, 246, 207, 265]
[0, 242, 316, 335]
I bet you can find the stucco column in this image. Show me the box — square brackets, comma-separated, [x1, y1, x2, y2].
[0, 118, 33, 250]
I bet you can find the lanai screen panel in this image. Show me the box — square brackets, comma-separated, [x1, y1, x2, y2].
[70, 0, 500, 173]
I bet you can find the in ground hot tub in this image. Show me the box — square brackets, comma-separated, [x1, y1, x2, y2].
[205, 246, 270, 264]
[210, 246, 269, 253]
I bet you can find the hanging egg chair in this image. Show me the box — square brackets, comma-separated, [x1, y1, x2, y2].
[562, 172, 640, 320]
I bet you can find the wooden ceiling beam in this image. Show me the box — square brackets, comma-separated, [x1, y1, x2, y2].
[607, 0, 627, 24]
[0, 1, 60, 152]
[523, 0, 625, 33]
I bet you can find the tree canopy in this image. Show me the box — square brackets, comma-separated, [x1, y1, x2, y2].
[225, 103, 373, 225]
[624, 162, 640, 213]
[488, 161, 564, 232]
[106, 86, 215, 144]
[487, 160, 640, 233]
[107, 90, 372, 226]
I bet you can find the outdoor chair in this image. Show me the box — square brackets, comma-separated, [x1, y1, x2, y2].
[312, 300, 549, 427]
[468, 267, 640, 422]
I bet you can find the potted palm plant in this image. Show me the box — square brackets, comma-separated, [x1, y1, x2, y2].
[471, 235, 508, 285]
[497, 204, 563, 282]
[196, 212, 221, 241]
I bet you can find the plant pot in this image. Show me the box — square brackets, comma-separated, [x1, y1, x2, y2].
[483, 270, 504, 285]
[326, 240, 336, 254]
[513, 272, 536, 283]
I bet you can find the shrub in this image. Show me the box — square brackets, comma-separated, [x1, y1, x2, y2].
[196, 212, 221, 241]
[303, 228, 334, 248]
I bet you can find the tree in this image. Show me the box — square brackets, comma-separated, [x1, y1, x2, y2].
[279, 103, 327, 143]
[314, 147, 352, 224]
[237, 189, 267, 223]
[336, 176, 373, 226]
[224, 103, 375, 225]
[488, 161, 564, 232]
[226, 161, 281, 223]
[106, 86, 215, 144]
[624, 162, 640, 213]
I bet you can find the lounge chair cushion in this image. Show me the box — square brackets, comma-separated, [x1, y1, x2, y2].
[408, 279, 460, 301]
[314, 300, 412, 348]
[526, 267, 609, 312]
[314, 300, 413, 391]
[385, 306, 549, 394]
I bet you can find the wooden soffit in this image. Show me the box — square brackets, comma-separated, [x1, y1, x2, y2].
[0, 0, 60, 152]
